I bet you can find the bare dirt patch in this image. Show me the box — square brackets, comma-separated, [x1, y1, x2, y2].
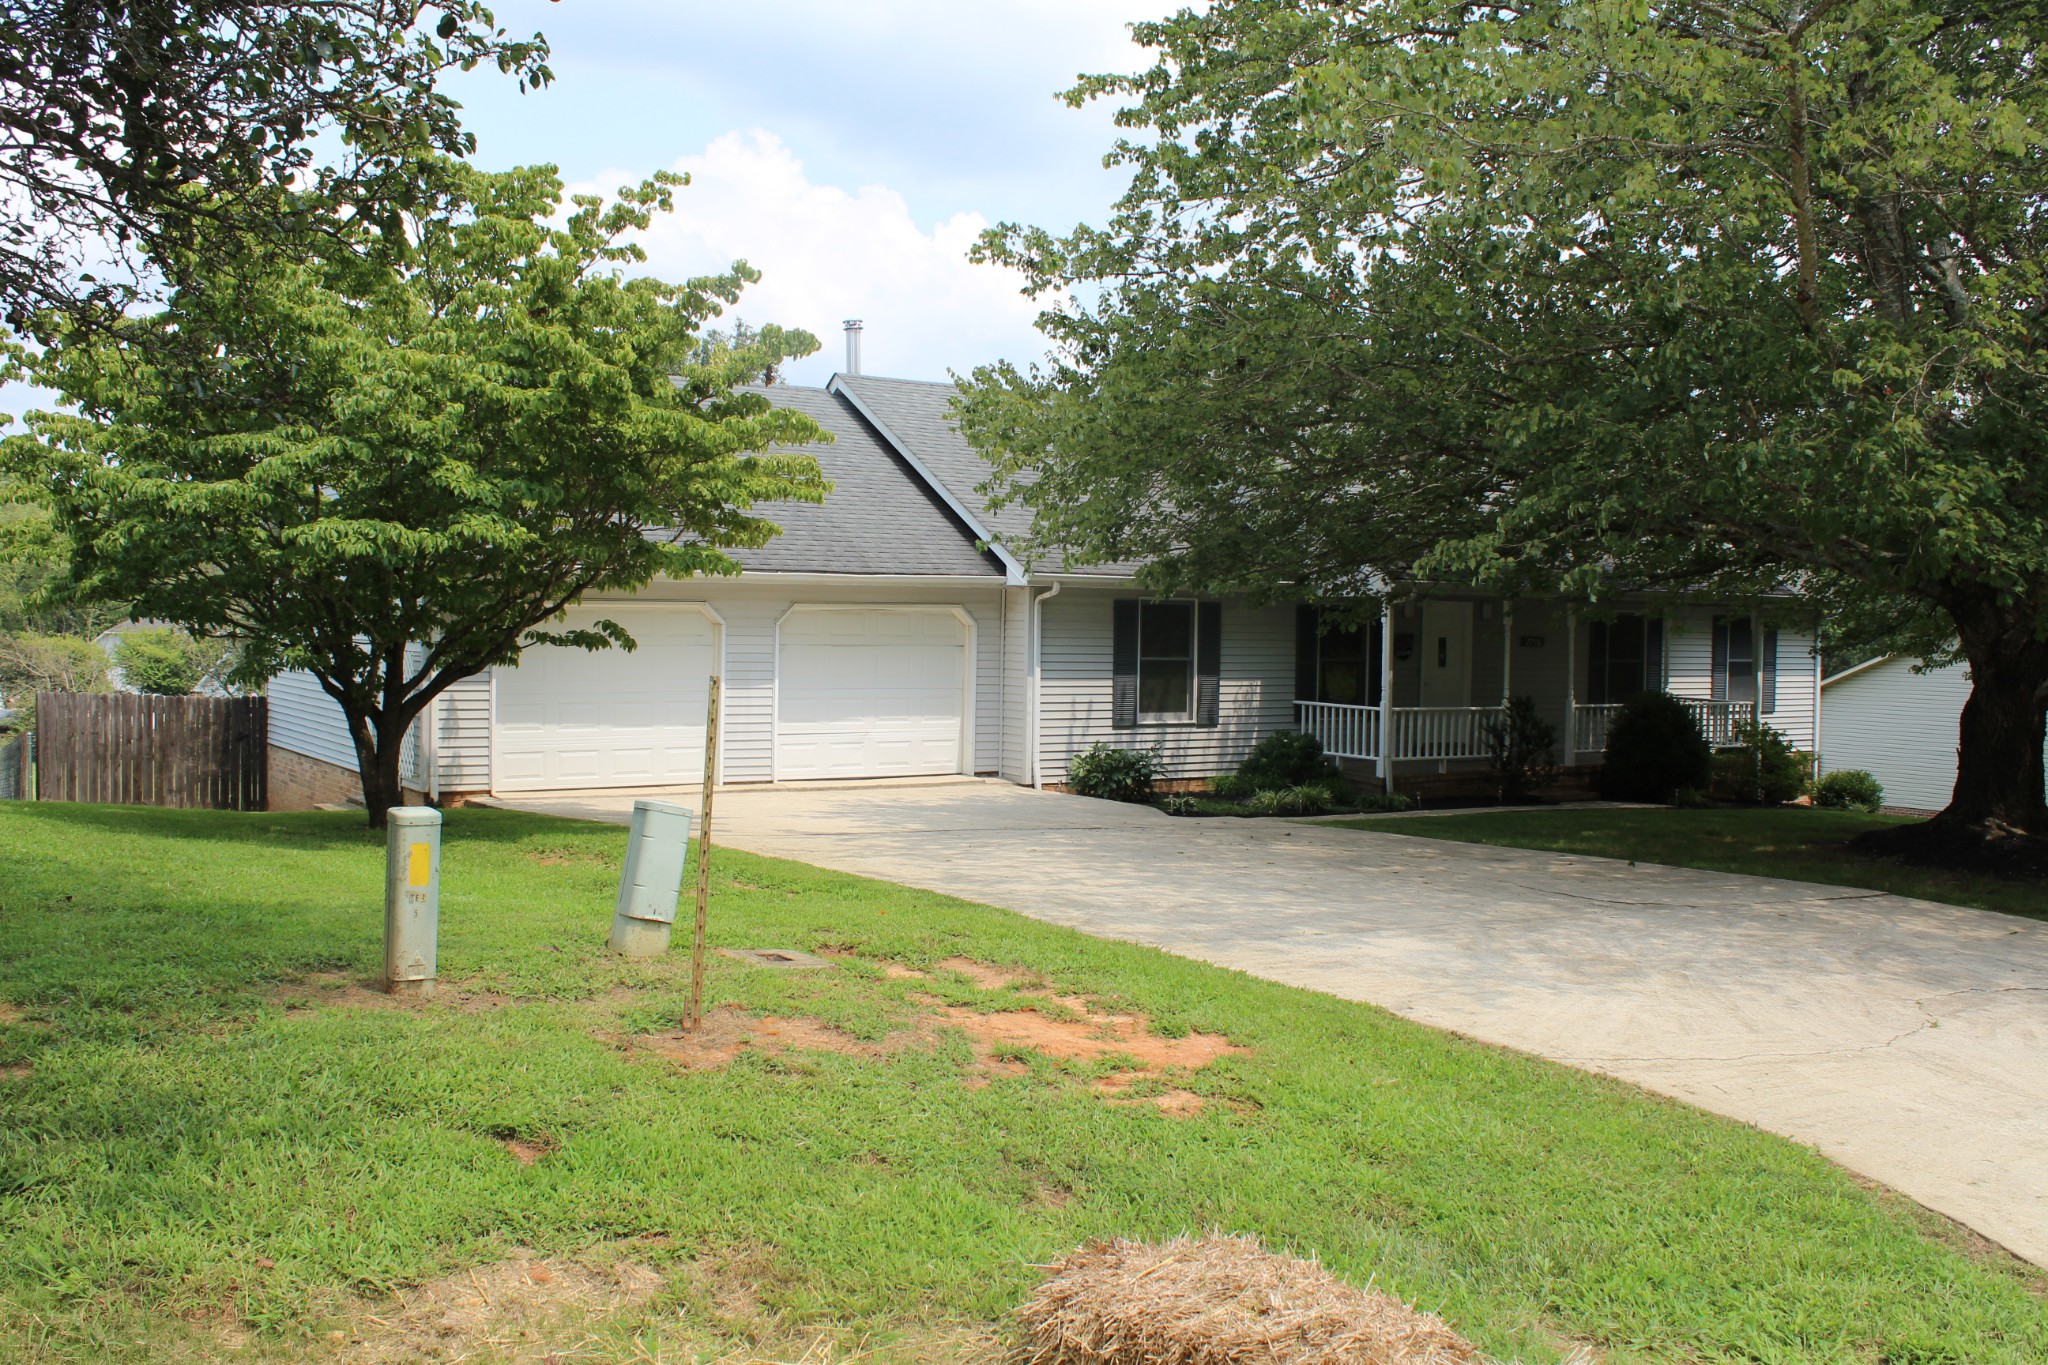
[936, 999, 1241, 1116]
[617, 1006, 913, 1072]
[0, 1002, 22, 1025]
[500, 1132, 559, 1166]
[328, 1250, 661, 1364]
[936, 957, 1044, 991]
[274, 973, 523, 1015]
[1017, 1234, 1485, 1365]
[0, 1062, 30, 1081]
[1091, 1075, 1208, 1117]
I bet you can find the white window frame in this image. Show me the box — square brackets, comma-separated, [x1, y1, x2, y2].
[1136, 600, 1198, 725]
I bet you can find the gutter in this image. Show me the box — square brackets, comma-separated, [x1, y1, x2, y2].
[826, 375, 1029, 587]
[1029, 581, 1062, 789]
[1820, 655, 1891, 688]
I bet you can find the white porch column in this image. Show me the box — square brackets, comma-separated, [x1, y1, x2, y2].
[1378, 596, 1396, 793]
[1563, 603, 1578, 761]
[1501, 606, 1513, 706]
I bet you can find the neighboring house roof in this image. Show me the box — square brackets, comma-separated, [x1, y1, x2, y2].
[1821, 655, 1893, 687]
[729, 382, 1005, 578]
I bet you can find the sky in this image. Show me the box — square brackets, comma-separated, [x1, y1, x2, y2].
[429, 0, 1181, 387]
[1, 0, 1180, 415]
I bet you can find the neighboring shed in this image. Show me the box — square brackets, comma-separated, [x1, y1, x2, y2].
[1819, 656, 1977, 814]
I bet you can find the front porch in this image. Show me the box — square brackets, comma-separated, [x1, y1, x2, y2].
[1294, 696, 1757, 766]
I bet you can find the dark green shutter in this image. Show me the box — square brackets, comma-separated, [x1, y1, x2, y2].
[1761, 627, 1779, 714]
[1711, 618, 1730, 702]
[1646, 617, 1665, 691]
[1196, 601, 1223, 728]
[1295, 605, 1319, 702]
[1112, 600, 1139, 729]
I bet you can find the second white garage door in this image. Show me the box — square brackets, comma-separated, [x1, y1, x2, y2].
[776, 608, 967, 780]
[493, 606, 717, 792]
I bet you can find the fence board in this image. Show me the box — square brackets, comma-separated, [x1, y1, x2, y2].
[32, 692, 268, 811]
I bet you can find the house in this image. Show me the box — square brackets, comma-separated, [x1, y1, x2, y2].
[267, 351, 1822, 808]
[1818, 655, 2036, 815]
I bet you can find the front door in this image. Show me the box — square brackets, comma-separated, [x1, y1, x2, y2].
[1418, 601, 1473, 707]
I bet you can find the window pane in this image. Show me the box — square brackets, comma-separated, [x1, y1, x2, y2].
[1321, 660, 1366, 707]
[1139, 661, 1191, 716]
[1728, 662, 1758, 706]
[1727, 617, 1754, 664]
[1140, 602, 1193, 658]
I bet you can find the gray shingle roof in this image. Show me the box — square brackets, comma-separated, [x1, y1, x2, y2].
[725, 384, 1003, 577]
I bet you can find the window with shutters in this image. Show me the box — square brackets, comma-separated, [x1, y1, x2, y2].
[1721, 616, 1758, 706]
[1137, 601, 1196, 722]
[1587, 615, 1664, 703]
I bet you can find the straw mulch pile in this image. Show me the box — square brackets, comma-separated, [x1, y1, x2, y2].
[1014, 1235, 1489, 1365]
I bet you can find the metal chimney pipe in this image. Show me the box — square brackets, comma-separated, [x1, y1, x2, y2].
[843, 318, 863, 376]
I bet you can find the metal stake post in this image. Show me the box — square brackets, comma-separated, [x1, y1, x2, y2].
[384, 807, 441, 997]
[688, 677, 722, 1030]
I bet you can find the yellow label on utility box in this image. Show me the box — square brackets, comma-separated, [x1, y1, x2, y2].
[408, 842, 431, 887]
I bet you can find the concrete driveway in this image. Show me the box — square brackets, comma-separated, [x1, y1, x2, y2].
[486, 778, 2048, 1267]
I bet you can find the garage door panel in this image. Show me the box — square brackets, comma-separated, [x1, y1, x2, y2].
[776, 610, 966, 781]
[495, 607, 716, 792]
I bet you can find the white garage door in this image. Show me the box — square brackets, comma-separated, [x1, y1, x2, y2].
[776, 609, 966, 780]
[494, 607, 716, 792]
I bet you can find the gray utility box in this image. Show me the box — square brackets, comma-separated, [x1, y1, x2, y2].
[609, 798, 693, 956]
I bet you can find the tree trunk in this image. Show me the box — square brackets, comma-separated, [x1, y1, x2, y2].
[353, 715, 410, 831]
[1941, 618, 2048, 836]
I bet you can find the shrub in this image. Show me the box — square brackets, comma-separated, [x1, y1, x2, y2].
[1158, 793, 1200, 817]
[1712, 720, 1810, 805]
[1673, 786, 1712, 809]
[1353, 790, 1417, 813]
[1812, 768, 1885, 812]
[1206, 773, 1254, 800]
[1481, 694, 1558, 803]
[1236, 729, 1343, 793]
[1242, 784, 1332, 816]
[0, 630, 113, 729]
[1598, 691, 1713, 803]
[113, 627, 207, 695]
[1066, 744, 1161, 803]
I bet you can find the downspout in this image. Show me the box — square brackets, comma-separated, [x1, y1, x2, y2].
[1030, 581, 1062, 789]
[1378, 596, 1396, 795]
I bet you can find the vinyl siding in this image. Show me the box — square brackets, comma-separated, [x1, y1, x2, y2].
[1821, 657, 1975, 812]
[484, 577, 1008, 788]
[1037, 587, 1294, 785]
[267, 670, 357, 770]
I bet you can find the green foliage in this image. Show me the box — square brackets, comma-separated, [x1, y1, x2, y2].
[1599, 693, 1713, 804]
[1814, 769, 1887, 814]
[111, 628, 235, 697]
[1206, 773, 1254, 800]
[6, 158, 828, 823]
[0, 496, 126, 638]
[1673, 787, 1713, 810]
[0, 630, 111, 727]
[958, 0, 2048, 829]
[1158, 793, 1200, 817]
[1482, 695, 1558, 804]
[1713, 721, 1812, 807]
[1242, 784, 1332, 817]
[1235, 729, 1343, 795]
[1065, 743, 1161, 803]
[0, 1, 552, 328]
[1353, 790, 1416, 814]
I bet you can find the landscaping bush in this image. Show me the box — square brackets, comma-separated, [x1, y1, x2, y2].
[1066, 743, 1161, 803]
[1158, 793, 1200, 817]
[1353, 790, 1417, 813]
[1598, 691, 1713, 802]
[1206, 773, 1255, 801]
[1236, 729, 1344, 794]
[1481, 694, 1558, 803]
[1242, 784, 1332, 816]
[1712, 720, 1811, 805]
[1812, 768, 1885, 813]
[112, 627, 207, 695]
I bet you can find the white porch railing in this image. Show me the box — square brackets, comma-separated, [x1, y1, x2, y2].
[1573, 698, 1756, 753]
[1295, 700, 1381, 761]
[1302, 698, 1760, 764]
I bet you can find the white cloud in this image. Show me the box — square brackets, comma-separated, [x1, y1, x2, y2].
[578, 130, 1053, 387]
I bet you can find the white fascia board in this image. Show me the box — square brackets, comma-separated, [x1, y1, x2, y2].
[1821, 655, 1893, 688]
[826, 375, 1028, 586]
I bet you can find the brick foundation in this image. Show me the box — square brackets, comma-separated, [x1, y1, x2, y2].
[268, 746, 363, 810]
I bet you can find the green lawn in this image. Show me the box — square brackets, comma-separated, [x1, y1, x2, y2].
[1, 803, 2044, 1364]
[1319, 806, 2047, 921]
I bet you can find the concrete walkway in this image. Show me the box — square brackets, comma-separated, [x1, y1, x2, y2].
[484, 779, 2048, 1267]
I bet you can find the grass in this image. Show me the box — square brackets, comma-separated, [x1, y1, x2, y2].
[1320, 806, 2047, 921]
[0, 803, 2042, 1364]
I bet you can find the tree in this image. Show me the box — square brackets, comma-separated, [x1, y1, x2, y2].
[959, 0, 2048, 850]
[0, 494, 129, 637]
[0, 1, 551, 329]
[8, 159, 830, 825]
[113, 626, 236, 695]
[0, 631, 111, 728]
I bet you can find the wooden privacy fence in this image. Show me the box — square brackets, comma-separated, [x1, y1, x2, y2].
[34, 692, 267, 810]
